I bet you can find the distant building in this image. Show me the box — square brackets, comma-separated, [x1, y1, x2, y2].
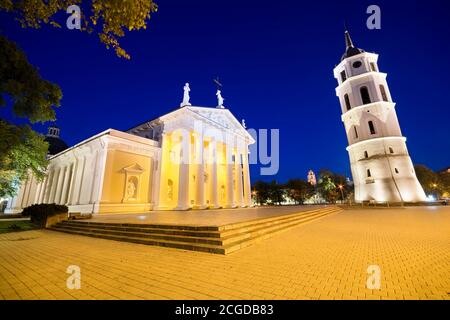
[307, 170, 317, 186]
[346, 177, 353, 186]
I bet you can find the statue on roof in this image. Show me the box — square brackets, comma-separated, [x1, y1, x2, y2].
[180, 83, 192, 107]
[216, 90, 225, 109]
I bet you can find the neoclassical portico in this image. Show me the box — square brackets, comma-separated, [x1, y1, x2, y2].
[129, 105, 254, 211]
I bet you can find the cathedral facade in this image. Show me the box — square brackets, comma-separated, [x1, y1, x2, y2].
[5, 91, 254, 214]
[334, 31, 426, 203]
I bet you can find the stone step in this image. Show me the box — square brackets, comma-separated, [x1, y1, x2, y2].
[51, 224, 236, 246]
[59, 207, 335, 238]
[51, 208, 337, 247]
[48, 227, 228, 254]
[217, 207, 331, 231]
[220, 208, 338, 238]
[57, 221, 223, 238]
[54, 208, 333, 245]
[224, 209, 340, 254]
[49, 207, 341, 254]
[59, 220, 220, 231]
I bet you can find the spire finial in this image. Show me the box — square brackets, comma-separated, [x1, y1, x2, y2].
[344, 29, 354, 49]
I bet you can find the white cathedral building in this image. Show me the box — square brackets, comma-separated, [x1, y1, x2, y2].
[5, 85, 255, 214]
[334, 31, 426, 203]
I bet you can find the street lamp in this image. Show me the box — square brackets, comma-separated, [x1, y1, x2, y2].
[431, 183, 439, 200]
[338, 185, 344, 203]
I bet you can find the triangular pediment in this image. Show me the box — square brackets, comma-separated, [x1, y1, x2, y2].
[122, 163, 144, 174]
[188, 107, 239, 129]
[159, 106, 255, 143]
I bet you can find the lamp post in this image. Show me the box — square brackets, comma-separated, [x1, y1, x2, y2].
[432, 183, 439, 201]
[338, 185, 344, 203]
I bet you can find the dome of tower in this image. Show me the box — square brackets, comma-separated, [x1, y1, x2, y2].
[341, 30, 365, 61]
[44, 125, 68, 156]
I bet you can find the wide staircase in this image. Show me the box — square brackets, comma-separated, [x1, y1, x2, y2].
[49, 207, 341, 254]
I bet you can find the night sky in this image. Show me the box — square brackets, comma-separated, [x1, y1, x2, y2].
[1, 0, 449, 183]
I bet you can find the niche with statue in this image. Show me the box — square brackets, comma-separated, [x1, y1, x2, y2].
[121, 163, 145, 203]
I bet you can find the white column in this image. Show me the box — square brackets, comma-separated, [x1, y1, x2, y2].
[37, 177, 46, 203]
[33, 181, 41, 204]
[210, 138, 219, 208]
[195, 132, 206, 209]
[89, 150, 100, 204]
[22, 175, 33, 208]
[154, 134, 167, 209]
[176, 130, 190, 210]
[60, 165, 71, 204]
[67, 159, 79, 205]
[90, 147, 108, 213]
[15, 180, 27, 210]
[55, 167, 66, 204]
[76, 156, 87, 205]
[49, 168, 61, 203]
[44, 170, 54, 203]
[243, 144, 252, 206]
[226, 144, 235, 208]
[236, 144, 244, 207]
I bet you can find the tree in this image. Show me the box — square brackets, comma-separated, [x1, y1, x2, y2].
[0, 0, 158, 59]
[414, 165, 441, 197]
[286, 179, 315, 204]
[0, 36, 62, 122]
[0, 35, 62, 197]
[317, 176, 339, 203]
[438, 171, 450, 198]
[267, 180, 285, 205]
[252, 181, 271, 205]
[415, 164, 450, 199]
[0, 122, 49, 197]
[0, 1, 158, 196]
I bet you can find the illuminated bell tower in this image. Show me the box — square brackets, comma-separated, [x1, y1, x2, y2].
[333, 30, 426, 203]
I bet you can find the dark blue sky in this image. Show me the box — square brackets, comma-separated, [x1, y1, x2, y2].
[1, 0, 449, 182]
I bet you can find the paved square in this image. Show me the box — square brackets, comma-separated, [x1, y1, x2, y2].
[0, 206, 449, 300]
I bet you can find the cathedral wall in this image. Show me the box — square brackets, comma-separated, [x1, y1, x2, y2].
[98, 149, 155, 213]
[5, 129, 161, 215]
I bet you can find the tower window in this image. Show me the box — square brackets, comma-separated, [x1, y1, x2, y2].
[370, 62, 377, 72]
[389, 147, 394, 154]
[353, 61, 362, 68]
[367, 169, 372, 178]
[380, 85, 388, 102]
[344, 94, 351, 111]
[353, 127, 358, 139]
[364, 151, 369, 159]
[368, 121, 376, 135]
[340, 70, 347, 83]
[360, 86, 372, 105]
[395, 168, 399, 174]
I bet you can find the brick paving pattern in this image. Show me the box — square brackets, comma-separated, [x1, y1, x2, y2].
[0, 206, 449, 300]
